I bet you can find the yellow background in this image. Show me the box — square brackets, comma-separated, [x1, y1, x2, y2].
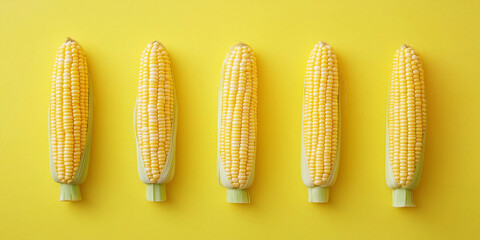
[1, 0, 479, 239]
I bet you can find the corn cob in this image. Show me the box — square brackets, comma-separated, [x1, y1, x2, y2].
[386, 44, 426, 207]
[135, 41, 177, 202]
[217, 43, 257, 203]
[301, 41, 340, 203]
[49, 38, 92, 201]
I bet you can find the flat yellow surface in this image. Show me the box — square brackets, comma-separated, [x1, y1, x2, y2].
[1, 0, 479, 239]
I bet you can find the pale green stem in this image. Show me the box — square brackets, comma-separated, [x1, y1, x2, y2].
[308, 186, 329, 203]
[226, 189, 250, 203]
[146, 184, 167, 202]
[392, 188, 415, 207]
[60, 184, 81, 201]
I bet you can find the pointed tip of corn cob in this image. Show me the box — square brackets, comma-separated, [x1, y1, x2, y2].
[400, 40, 412, 46]
[234, 41, 250, 48]
[315, 41, 332, 48]
[230, 42, 254, 54]
[145, 41, 165, 50]
[65, 37, 75, 43]
[399, 43, 419, 55]
[63, 37, 84, 51]
[150, 40, 165, 48]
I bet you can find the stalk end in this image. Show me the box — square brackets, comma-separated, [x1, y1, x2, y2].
[60, 184, 81, 201]
[226, 188, 250, 203]
[146, 184, 167, 202]
[393, 188, 415, 207]
[308, 186, 329, 203]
